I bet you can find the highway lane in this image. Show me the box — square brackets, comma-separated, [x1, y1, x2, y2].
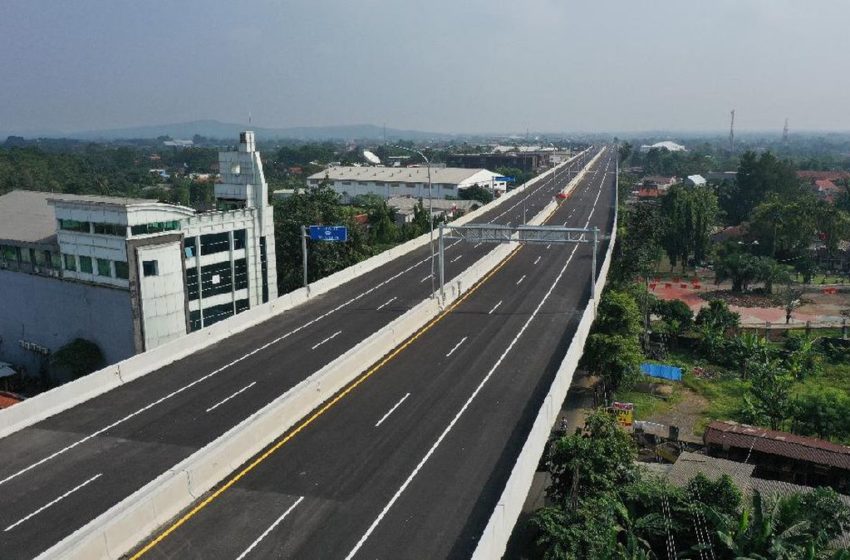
[0, 150, 597, 559]
[127, 149, 616, 559]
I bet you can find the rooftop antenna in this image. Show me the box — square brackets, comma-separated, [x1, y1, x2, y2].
[782, 117, 789, 145]
[729, 109, 735, 153]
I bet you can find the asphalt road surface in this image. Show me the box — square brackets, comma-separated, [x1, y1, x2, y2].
[0, 149, 598, 559]
[127, 147, 617, 560]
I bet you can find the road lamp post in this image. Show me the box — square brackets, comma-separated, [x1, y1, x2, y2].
[391, 145, 435, 298]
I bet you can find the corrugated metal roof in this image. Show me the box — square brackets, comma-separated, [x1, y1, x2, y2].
[704, 421, 850, 470]
[308, 166, 496, 185]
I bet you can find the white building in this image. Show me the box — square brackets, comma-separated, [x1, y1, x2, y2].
[685, 174, 707, 187]
[307, 166, 506, 203]
[0, 131, 276, 376]
[639, 141, 687, 153]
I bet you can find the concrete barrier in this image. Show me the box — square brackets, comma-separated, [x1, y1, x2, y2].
[471, 151, 617, 560]
[35, 151, 601, 560]
[0, 150, 590, 440]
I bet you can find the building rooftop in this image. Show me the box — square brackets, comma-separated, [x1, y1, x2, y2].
[0, 190, 183, 247]
[640, 141, 686, 152]
[386, 197, 478, 213]
[704, 420, 850, 470]
[308, 166, 496, 185]
[666, 451, 850, 547]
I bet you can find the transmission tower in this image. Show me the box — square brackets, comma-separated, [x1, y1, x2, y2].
[729, 109, 735, 153]
[782, 117, 789, 145]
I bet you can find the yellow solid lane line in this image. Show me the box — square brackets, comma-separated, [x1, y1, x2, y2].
[130, 243, 524, 558]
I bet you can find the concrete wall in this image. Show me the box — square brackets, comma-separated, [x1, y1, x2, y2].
[135, 241, 187, 351]
[0, 269, 135, 376]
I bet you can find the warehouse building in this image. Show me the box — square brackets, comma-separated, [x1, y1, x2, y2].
[307, 166, 506, 202]
[0, 131, 276, 377]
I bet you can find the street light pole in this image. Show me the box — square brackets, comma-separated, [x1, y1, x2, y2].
[391, 145, 435, 299]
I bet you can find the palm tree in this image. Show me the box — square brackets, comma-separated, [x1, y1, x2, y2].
[715, 492, 811, 560]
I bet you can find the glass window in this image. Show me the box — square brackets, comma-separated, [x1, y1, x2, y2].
[59, 219, 90, 233]
[50, 253, 62, 269]
[1, 245, 16, 263]
[235, 298, 250, 313]
[131, 221, 181, 236]
[186, 267, 199, 300]
[189, 310, 202, 332]
[202, 301, 234, 327]
[33, 251, 47, 266]
[142, 260, 158, 277]
[233, 229, 247, 251]
[96, 258, 111, 277]
[79, 256, 93, 273]
[200, 232, 230, 255]
[234, 258, 248, 290]
[114, 261, 129, 279]
[184, 237, 197, 258]
[93, 223, 125, 236]
[20, 248, 31, 263]
[63, 254, 76, 271]
[201, 260, 233, 298]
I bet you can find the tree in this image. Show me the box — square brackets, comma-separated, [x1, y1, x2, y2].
[273, 179, 370, 293]
[743, 359, 794, 430]
[612, 201, 662, 283]
[50, 338, 105, 380]
[660, 185, 719, 271]
[729, 332, 772, 379]
[713, 248, 762, 293]
[594, 290, 643, 338]
[784, 334, 822, 381]
[695, 299, 740, 333]
[618, 142, 633, 163]
[720, 151, 801, 225]
[459, 184, 493, 204]
[789, 387, 850, 441]
[715, 491, 812, 560]
[582, 334, 643, 397]
[546, 411, 636, 504]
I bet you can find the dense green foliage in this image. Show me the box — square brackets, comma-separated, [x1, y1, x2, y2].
[580, 290, 644, 398]
[50, 338, 105, 380]
[531, 411, 850, 559]
[659, 184, 719, 270]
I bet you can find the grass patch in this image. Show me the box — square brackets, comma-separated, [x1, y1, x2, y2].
[613, 389, 674, 421]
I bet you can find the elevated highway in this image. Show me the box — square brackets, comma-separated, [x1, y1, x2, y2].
[124, 148, 618, 559]
[0, 149, 601, 559]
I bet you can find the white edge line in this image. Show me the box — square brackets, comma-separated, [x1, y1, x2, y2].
[234, 496, 305, 560]
[5, 473, 103, 532]
[374, 393, 412, 428]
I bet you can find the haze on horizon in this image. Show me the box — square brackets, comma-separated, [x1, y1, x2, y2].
[2, 0, 849, 136]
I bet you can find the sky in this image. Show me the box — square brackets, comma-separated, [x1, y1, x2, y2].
[2, 0, 850, 135]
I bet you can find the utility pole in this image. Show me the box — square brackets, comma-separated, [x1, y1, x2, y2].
[729, 109, 736, 153]
[300, 225, 309, 293]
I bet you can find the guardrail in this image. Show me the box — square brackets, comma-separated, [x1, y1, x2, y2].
[471, 149, 618, 560]
[33, 151, 602, 560]
[0, 149, 590, 440]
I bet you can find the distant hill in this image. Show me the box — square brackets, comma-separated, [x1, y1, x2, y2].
[7, 120, 455, 142]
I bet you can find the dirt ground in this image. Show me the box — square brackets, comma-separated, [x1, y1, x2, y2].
[650, 275, 850, 326]
[647, 386, 709, 441]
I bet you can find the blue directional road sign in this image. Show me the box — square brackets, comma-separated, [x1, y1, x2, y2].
[495, 175, 516, 183]
[308, 225, 348, 242]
